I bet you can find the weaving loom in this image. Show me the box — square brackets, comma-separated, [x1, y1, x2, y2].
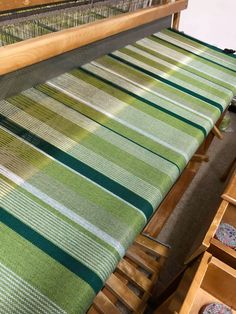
[0, 0, 236, 313]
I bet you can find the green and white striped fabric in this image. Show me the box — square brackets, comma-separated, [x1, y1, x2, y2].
[0, 28, 235, 313]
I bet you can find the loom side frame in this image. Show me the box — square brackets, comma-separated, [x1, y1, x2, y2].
[0, 16, 171, 99]
[0, 0, 188, 77]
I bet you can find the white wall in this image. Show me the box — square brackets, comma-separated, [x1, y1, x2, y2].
[179, 0, 236, 50]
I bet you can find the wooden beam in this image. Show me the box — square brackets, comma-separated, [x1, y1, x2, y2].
[0, 0, 188, 76]
[0, 0, 68, 12]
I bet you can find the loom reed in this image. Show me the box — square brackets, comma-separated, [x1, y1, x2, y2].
[0, 0, 157, 46]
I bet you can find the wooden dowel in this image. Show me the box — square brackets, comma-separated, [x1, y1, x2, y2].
[192, 154, 209, 163]
[212, 125, 223, 140]
[0, 0, 188, 76]
[0, 0, 68, 12]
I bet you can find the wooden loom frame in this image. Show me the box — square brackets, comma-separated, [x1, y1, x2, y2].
[0, 1, 230, 312]
[0, 0, 187, 76]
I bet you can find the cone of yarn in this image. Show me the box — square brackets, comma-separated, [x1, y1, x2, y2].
[215, 223, 236, 249]
[199, 302, 232, 314]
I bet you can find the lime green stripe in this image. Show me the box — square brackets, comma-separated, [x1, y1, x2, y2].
[7, 94, 174, 194]
[0, 207, 103, 293]
[133, 42, 235, 93]
[0, 114, 154, 219]
[79, 66, 207, 137]
[120, 47, 230, 100]
[168, 28, 236, 61]
[109, 53, 224, 113]
[37, 84, 185, 171]
[150, 34, 236, 76]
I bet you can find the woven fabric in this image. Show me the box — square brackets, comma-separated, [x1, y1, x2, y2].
[0, 29, 236, 314]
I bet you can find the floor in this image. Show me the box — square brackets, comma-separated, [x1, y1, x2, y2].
[153, 111, 236, 301]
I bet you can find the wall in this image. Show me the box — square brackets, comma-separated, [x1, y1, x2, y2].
[179, 0, 236, 49]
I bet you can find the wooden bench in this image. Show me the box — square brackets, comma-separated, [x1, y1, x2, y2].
[186, 171, 236, 268]
[154, 252, 236, 314]
[88, 234, 169, 314]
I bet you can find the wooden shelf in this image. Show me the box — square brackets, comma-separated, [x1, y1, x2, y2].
[155, 252, 236, 314]
[186, 172, 236, 268]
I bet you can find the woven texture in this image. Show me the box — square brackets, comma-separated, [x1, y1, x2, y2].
[0, 29, 236, 313]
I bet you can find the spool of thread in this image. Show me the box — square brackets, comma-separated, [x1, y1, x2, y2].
[199, 302, 232, 314]
[215, 223, 236, 249]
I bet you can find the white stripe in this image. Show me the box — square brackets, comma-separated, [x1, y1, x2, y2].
[0, 282, 41, 314]
[0, 263, 66, 314]
[0, 263, 64, 313]
[2, 203, 114, 281]
[91, 60, 214, 127]
[156, 32, 236, 68]
[0, 165, 126, 257]
[138, 38, 236, 85]
[0, 123, 148, 222]
[0, 100, 163, 206]
[24, 88, 179, 181]
[126, 44, 232, 94]
[1, 191, 116, 281]
[48, 81, 189, 162]
[0, 180, 117, 262]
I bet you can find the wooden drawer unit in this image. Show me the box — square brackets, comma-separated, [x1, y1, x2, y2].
[155, 252, 236, 314]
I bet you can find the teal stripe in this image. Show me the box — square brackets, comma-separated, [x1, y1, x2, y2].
[80, 67, 207, 137]
[38, 85, 181, 173]
[151, 34, 236, 74]
[168, 28, 236, 60]
[0, 114, 153, 219]
[134, 42, 234, 94]
[0, 206, 103, 293]
[109, 53, 224, 113]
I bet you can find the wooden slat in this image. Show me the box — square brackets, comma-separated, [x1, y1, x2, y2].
[117, 259, 153, 291]
[126, 245, 160, 273]
[87, 306, 100, 314]
[0, 0, 188, 76]
[105, 273, 142, 312]
[0, 0, 67, 12]
[209, 238, 236, 270]
[92, 291, 121, 314]
[135, 234, 169, 257]
[169, 253, 211, 314]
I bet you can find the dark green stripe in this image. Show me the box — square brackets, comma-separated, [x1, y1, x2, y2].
[80, 65, 207, 137]
[37, 84, 181, 174]
[0, 207, 103, 293]
[134, 42, 235, 94]
[151, 34, 236, 74]
[0, 114, 153, 220]
[168, 28, 236, 60]
[109, 53, 223, 113]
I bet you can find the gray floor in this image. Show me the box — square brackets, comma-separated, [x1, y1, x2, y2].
[155, 111, 236, 296]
